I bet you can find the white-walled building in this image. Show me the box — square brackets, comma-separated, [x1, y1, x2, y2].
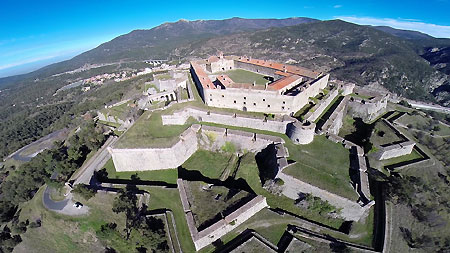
[191, 54, 330, 114]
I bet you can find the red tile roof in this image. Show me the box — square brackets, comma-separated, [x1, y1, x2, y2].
[237, 57, 320, 79]
[190, 62, 215, 89]
[216, 74, 233, 87]
[267, 75, 302, 91]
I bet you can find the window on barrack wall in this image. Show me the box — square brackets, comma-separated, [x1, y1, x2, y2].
[282, 106, 285, 110]
[283, 101, 285, 104]
[243, 102, 246, 105]
[253, 103, 256, 106]
[234, 100, 236, 104]
[244, 97, 246, 100]
[263, 98, 265, 101]
[222, 95, 224, 97]
[267, 105, 270, 108]
[210, 99, 212, 101]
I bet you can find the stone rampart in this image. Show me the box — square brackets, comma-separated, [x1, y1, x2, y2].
[178, 179, 268, 251]
[304, 88, 339, 122]
[321, 96, 349, 135]
[161, 107, 294, 133]
[377, 141, 415, 160]
[109, 126, 199, 171]
[110, 124, 288, 171]
[97, 111, 125, 125]
[348, 94, 388, 122]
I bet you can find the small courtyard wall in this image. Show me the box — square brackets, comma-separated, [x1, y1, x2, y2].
[161, 107, 294, 133]
[234, 60, 277, 77]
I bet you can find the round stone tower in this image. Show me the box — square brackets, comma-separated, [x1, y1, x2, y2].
[287, 120, 316, 145]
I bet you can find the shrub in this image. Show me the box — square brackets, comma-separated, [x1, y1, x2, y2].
[221, 141, 236, 153]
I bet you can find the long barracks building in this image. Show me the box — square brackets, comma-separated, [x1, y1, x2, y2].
[190, 53, 330, 114]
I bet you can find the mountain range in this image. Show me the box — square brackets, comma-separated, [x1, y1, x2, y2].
[1, 17, 450, 105]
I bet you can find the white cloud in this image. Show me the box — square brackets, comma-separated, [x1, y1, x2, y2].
[334, 5, 342, 8]
[337, 16, 450, 38]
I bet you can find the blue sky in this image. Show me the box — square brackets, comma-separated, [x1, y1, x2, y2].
[1, 0, 450, 78]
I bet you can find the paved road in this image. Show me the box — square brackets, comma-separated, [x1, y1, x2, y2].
[406, 100, 450, 114]
[43, 136, 118, 215]
[42, 188, 89, 215]
[72, 136, 118, 186]
[8, 128, 69, 162]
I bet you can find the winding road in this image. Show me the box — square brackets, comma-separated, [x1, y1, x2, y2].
[42, 136, 118, 215]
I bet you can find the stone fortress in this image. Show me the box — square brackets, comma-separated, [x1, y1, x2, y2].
[106, 52, 396, 251]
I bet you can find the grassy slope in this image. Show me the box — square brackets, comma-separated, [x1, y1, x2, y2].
[182, 149, 233, 179]
[17, 187, 124, 253]
[103, 158, 178, 184]
[283, 135, 359, 201]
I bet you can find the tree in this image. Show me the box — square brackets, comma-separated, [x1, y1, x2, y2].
[71, 184, 96, 200]
[112, 185, 142, 240]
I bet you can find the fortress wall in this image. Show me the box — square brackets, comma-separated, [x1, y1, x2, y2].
[291, 74, 330, 113]
[205, 88, 293, 114]
[378, 141, 415, 160]
[321, 96, 349, 135]
[97, 111, 125, 125]
[161, 107, 293, 133]
[190, 66, 205, 100]
[305, 88, 339, 122]
[193, 196, 268, 250]
[109, 127, 198, 171]
[348, 95, 388, 122]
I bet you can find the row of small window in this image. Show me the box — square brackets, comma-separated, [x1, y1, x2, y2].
[209, 94, 286, 104]
[209, 98, 285, 110]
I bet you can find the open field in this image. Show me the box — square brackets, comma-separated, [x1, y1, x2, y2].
[283, 135, 359, 201]
[397, 113, 450, 137]
[219, 69, 268, 85]
[103, 158, 178, 184]
[16, 187, 124, 253]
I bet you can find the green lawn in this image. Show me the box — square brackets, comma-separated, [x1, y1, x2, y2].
[219, 69, 268, 85]
[283, 135, 359, 201]
[370, 120, 405, 147]
[103, 158, 178, 184]
[113, 110, 197, 149]
[338, 115, 356, 137]
[186, 181, 252, 229]
[382, 149, 424, 167]
[182, 149, 234, 179]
